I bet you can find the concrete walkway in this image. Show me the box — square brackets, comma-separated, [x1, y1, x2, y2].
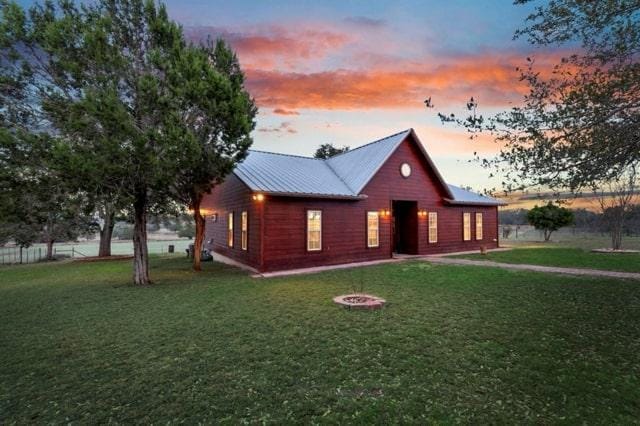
[253, 258, 402, 278]
[424, 256, 640, 280]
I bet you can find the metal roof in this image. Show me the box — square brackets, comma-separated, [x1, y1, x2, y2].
[445, 184, 506, 206]
[325, 129, 411, 193]
[232, 129, 505, 206]
[233, 150, 358, 198]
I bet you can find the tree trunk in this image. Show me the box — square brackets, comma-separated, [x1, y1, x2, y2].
[46, 239, 54, 260]
[192, 195, 205, 272]
[132, 195, 151, 285]
[544, 230, 552, 241]
[611, 221, 623, 250]
[98, 208, 115, 257]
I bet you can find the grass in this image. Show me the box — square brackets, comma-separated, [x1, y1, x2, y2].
[501, 228, 640, 250]
[458, 246, 640, 273]
[2, 257, 640, 423]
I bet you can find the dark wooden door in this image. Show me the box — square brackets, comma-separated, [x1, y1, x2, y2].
[392, 201, 418, 254]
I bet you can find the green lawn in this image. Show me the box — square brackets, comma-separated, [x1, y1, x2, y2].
[459, 247, 640, 273]
[2, 258, 640, 423]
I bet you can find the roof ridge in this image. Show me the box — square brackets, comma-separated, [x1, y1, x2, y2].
[327, 128, 412, 160]
[248, 149, 320, 160]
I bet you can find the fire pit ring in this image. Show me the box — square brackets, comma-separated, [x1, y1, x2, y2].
[333, 294, 386, 310]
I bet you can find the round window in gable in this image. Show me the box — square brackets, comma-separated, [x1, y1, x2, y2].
[400, 163, 412, 178]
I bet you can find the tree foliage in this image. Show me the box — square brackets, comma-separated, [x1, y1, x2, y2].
[0, 0, 257, 282]
[169, 39, 256, 271]
[526, 202, 574, 241]
[314, 143, 350, 159]
[438, 0, 640, 193]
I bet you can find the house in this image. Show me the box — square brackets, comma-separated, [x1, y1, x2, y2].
[202, 128, 505, 272]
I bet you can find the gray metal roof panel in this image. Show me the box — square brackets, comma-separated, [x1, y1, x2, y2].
[446, 184, 505, 206]
[325, 129, 411, 193]
[234, 150, 356, 197]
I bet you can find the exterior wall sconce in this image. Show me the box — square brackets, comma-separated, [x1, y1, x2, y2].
[379, 209, 391, 217]
[418, 209, 428, 217]
[252, 193, 265, 202]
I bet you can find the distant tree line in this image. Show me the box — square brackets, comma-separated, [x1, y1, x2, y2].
[501, 206, 640, 239]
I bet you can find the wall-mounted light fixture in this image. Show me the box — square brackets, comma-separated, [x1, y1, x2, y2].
[379, 208, 391, 217]
[418, 209, 428, 217]
[252, 193, 265, 202]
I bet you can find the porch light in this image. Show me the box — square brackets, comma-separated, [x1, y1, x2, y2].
[418, 209, 428, 217]
[253, 193, 265, 202]
[380, 209, 391, 217]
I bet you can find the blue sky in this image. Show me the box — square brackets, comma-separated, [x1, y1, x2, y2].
[19, 0, 551, 191]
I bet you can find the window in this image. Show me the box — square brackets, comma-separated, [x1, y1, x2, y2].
[476, 213, 483, 240]
[227, 212, 234, 247]
[367, 211, 379, 248]
[241, 211, 248, 250]
[463, 212, 471, 241]
[428, 212, 438, 243]
[307, 210, 322, 251]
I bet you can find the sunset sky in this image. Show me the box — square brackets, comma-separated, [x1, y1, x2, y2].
[24, 0, 557, 191]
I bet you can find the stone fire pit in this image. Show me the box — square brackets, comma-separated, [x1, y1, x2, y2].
[333, 294, 386, 310]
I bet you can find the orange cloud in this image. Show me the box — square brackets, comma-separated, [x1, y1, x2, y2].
[273, 108, 300, 116]
[245, 62, 523, 110]
[244, 50, 568, 110]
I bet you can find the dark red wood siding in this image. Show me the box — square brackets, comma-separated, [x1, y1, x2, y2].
[201, 173, 262, 269]
[202, 136, 499, 272]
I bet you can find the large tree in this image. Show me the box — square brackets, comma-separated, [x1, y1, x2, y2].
[439, 0, 640, 192]
[169, 39, 256, 271]
[1, 0, 188, 284]
[0, 0, 130, 258]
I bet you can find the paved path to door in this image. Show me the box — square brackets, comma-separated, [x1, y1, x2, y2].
[424, 256, 640, 280]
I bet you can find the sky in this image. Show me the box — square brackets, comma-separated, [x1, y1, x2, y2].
[21, 0, 555, 191]
[169, 0, 553, 191]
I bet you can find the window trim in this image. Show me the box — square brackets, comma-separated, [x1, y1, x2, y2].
[227, 211, 234, 248]
[366, 211, 380, 248]
[475, 212, 483, 240]
[428, 212, 438, 244]
[306, 209, 322, 252]
[241, 211, 248, 250]
[463, 212, 471, 241]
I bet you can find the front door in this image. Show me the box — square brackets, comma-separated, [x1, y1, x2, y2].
[392, 200, 418, 254]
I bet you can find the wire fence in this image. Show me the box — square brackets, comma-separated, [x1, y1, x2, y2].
[0, 239, 192, 265]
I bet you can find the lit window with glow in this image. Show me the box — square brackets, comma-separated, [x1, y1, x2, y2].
[227, 212, 234, 247]
[241, 211, 248, 250]
[463, 212, 471, 241]
[307, 210, 322, 251]
[367, 211, 379, 248]
[428, 212, 438, 243]
[476, 213, 483, 240]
